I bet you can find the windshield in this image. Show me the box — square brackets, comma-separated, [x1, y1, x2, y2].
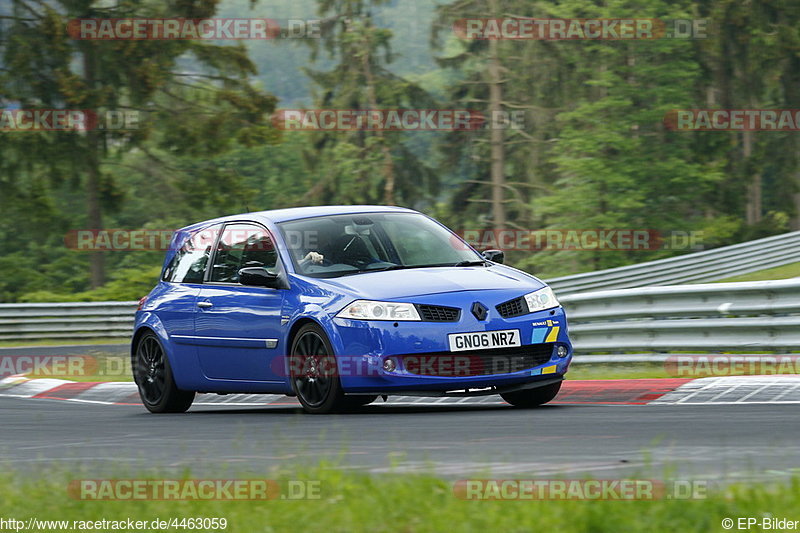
[278, 212, 484, 278]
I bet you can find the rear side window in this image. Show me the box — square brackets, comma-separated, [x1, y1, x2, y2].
[162, 226, 221, 283]
[210, 223, 277, 284]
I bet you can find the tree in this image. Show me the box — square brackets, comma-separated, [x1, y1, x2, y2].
[299, 0, 436, 206]
[695, 0, 800, 235]
[432, 0, 567, 234]
[530, 0, 723, 274]
[0, 0, 275, 287]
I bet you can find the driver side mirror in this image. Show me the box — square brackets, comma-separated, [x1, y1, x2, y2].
[239, 267, 281, 288]
[482, 249, 505, 264]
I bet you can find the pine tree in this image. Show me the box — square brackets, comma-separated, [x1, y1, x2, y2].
[0, 0, 275, 286]
[300, 0, 436, 206]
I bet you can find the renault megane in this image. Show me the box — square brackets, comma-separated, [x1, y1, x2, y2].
[132, 205, 572, 413]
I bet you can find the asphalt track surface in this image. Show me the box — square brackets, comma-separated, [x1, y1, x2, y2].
[1, 396, 798, 482]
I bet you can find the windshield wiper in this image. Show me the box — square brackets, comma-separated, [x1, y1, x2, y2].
[367, 263, 450, 272]
[373, 261, 488, 271]
[344, 262, 484, 276]
[345, 263, 457, 274]
[453, 260, 489, 267]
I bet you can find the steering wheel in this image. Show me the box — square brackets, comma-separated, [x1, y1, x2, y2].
[302, 257, 333, 269]
[349, 258, 372, 270]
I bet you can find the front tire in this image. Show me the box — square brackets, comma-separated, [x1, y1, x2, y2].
[289, 323, 349, 414]
[133, 332, 195, 413]
[501, 381, 562, 408]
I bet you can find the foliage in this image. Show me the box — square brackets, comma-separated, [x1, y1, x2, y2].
[2, 0, 800, 301]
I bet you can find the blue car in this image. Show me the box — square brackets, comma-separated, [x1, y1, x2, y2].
[132, 205, 573, 413]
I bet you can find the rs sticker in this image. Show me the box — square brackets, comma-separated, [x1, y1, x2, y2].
[531, 319, 560, 343]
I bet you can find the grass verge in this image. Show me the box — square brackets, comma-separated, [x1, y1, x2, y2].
[715, 262, 800, 282]
[0, 467, 798, 532]
[0, 338, 128, 348]
[7, 352, 134, 383]
[567, 362, 671, 380]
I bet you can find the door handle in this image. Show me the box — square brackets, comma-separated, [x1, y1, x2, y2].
[197, 301, 213, 309]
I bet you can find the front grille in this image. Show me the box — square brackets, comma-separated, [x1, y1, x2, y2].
[417, 304, 461, 322]
[399, 344, 554, 377]
[496, 296, 528, 318]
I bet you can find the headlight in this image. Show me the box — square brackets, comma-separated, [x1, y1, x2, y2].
[523, 287, 559, 313]
[336, 300, 421, 321]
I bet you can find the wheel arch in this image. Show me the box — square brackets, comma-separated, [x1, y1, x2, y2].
[130, 313, 177, 378]
[131, 326, 155, 362]
[286, 317, 325, 351]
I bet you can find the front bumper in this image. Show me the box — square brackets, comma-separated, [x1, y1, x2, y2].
[329, 291, 573, 393]
[344, 376, 564, 398]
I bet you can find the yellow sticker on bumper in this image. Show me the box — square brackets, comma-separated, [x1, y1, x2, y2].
[544, 326, 561, 343]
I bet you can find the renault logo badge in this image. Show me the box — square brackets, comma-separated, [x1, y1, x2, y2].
[471, 302, 488, 321]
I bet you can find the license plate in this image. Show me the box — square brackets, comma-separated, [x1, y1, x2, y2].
[448, 329, 521, 352]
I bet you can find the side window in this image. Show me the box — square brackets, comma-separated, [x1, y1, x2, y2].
[162, 226, 221, 283]
[210, 224, 277, 284]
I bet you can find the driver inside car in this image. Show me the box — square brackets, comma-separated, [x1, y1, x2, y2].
[300, 250, 325, 265]
[328, 233, 380, 268]
[298, 233, 381, 271]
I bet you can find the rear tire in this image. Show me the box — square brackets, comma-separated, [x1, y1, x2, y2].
[133, 332, 195, 413]
[289, 323, 349, 414]
[500, 381, 562, 408]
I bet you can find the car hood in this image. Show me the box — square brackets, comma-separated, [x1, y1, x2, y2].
[311, 265, 546, 300]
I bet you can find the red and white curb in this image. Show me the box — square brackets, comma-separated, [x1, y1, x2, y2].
[9, 375, 799, 407]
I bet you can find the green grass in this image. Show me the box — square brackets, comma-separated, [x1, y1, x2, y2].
[8, 353, 133, 382]
[567, 363, 671, 380]
[715, 262, 800, 283]
[0, 466, 798, 532]
[567, 358, 800, 380]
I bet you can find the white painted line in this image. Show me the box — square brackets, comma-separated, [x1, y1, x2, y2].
[653, 375, 800, 405]
[772, 382, 800, 402]
[660, 401, 800, 405]
[735, 383, 772, 403]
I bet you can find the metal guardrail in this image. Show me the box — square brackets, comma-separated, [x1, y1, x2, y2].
[0, 301, 137, 341]
[1, 279, 799, 355]
[547, 230, 800, 295]
[560, 278, 800, 353]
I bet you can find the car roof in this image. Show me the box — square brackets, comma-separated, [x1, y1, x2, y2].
[178, 205, 419, 233]
[252, 204, 417, 223]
